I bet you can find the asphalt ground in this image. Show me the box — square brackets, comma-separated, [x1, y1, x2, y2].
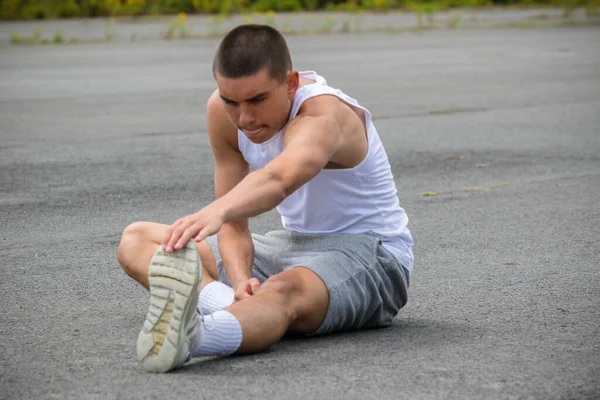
[1, 23, 599, 399]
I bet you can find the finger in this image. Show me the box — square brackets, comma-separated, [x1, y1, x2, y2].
[174, 223, 202, 250]
[234, 289, 250, 302]
[249, 278, 261, 294]
[161, 219, 181, 248]
[166, 220, 192, 252]
[162, 220, 179, 247]
[193, 225, 214, 244]
[235, 282, 252, 301]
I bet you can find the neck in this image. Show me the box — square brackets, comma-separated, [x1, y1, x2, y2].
[275, 97, 295, 133]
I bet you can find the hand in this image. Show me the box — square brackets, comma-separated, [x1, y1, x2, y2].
[234, 278, 261, 302]
[163, 207, 224, 253]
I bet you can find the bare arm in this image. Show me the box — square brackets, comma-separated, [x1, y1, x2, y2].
[163, 91, 255, 290]
[164, 97, 345, 281]
[206, 92, 255, 288]
[207, 111, 343, 224]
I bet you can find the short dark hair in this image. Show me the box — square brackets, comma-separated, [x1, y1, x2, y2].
[213, 24, 292, 83]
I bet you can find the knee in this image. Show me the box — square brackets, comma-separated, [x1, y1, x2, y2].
[117, 221, 148, 274]
[259, 272, 305, 317]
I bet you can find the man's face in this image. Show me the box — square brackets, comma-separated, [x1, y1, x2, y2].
[216, 68, 299, 144]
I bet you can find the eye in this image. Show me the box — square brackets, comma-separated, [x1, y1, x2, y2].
[249, 97, 264, 104]
[222, 98, 237, 106]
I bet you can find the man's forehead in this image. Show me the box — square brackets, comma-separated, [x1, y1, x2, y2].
[216, 74, 276, 101]
[218, 81, 268, 94]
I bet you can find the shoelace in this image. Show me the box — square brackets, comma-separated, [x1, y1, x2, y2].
[197, 309, 215, 332]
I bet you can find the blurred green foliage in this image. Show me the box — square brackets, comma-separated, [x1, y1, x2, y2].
[0, 0, 596, 19]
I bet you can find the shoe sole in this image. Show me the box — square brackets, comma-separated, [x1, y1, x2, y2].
[136, 241, 200, 373]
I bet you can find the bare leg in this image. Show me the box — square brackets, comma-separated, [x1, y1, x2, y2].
[120, 223, 330, 364]
[117, 221, 218, 290]
[224, 266, 330, 354]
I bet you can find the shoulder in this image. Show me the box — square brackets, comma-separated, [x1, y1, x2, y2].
[286, 95, 342, 127]
[285, 94, 349, 136]
[297, 93, 344, 118]
[206, 89, 233, 129]
[282, 95, 344, 148]
[206, 89, 239, 151]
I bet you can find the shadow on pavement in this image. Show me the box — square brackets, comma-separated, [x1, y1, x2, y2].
[178, 317, 476, 377]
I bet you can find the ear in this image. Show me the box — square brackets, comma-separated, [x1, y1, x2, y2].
[286, 70, 300, 99]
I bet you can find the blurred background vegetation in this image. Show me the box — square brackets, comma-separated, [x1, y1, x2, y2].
[1, 0, 596, 20]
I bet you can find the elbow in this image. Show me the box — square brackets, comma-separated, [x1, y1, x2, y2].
[274, 174, 291, 202]
[262, 157, 323, 202]
[263, 168, 292, 202]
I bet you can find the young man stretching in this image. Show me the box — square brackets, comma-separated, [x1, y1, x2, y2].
[117, 24, 414, 373]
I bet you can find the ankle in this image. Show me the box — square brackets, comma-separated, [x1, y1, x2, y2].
[193, 310, 243, 357]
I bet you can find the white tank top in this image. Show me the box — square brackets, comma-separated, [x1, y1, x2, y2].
[237, 71, 414, 273]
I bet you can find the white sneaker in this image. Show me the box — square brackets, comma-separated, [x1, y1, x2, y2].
[136, 240, 202, 373]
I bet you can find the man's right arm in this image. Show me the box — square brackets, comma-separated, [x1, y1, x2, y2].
[206, 91, 255, 292]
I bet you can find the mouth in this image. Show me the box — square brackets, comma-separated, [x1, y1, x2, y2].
[242, 126, 265, 136]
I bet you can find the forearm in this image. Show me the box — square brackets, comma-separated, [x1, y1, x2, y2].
[217, 221, 255, 289]
[213, 169, 287, 224]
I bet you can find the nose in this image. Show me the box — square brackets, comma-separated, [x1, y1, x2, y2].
[238, 104, 255, 127]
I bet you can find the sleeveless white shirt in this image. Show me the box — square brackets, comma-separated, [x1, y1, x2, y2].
[237, 71, 414, 273]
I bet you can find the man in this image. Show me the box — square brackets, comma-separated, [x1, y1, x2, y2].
[117, 24, 414, 373]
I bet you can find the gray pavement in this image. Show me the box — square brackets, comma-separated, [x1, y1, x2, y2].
[1, 23, 600, 400]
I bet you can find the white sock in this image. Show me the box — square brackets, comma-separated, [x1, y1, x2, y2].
[193, 310, 243, 357]
[197, 281, 234, 315]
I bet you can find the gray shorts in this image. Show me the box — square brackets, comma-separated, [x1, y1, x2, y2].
[205, 230, 409, 336]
